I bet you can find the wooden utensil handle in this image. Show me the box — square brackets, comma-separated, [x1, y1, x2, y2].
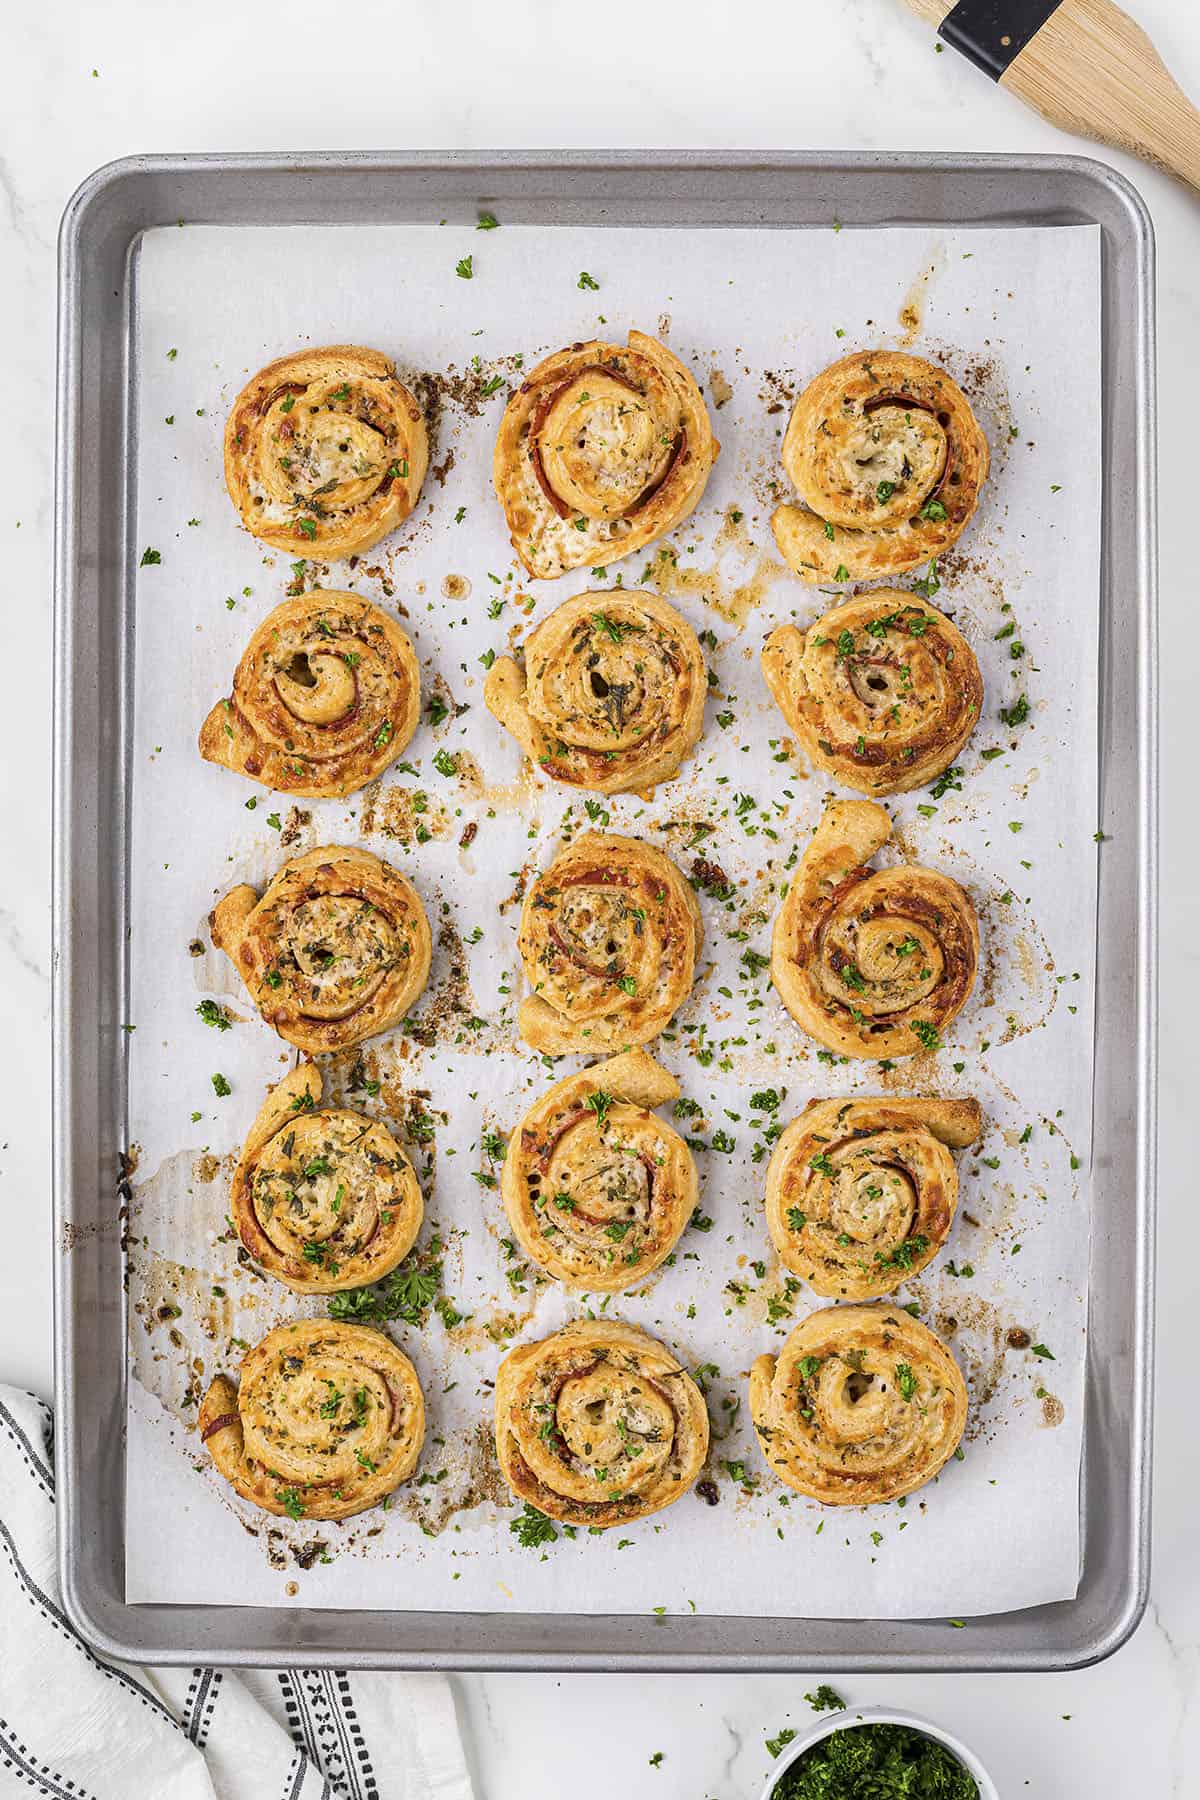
[1003, 0, 1200, 191]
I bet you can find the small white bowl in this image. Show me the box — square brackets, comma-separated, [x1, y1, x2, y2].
[757, 1705, 999, 1800]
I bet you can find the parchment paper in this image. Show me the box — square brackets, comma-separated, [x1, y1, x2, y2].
[124, 219, 1100, 1618]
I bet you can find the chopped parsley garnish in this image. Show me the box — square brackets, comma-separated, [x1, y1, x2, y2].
[456, 255, 474, 279]
[578, 271, 600, 290]
[196, 1000, 230, 1032]
[211, 1073, 231, 1098]
[509, 1504, 558, 1548]
[591, 611, 625, 644]
[586, 1089, 614, 1128]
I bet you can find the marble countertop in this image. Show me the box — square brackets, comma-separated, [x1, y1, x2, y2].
[3, 0, 1196, 1792]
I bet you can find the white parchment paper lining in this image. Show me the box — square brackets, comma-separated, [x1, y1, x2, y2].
[124, 221, 1100, 1618]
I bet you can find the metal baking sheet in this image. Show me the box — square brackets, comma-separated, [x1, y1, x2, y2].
[52, 151, 1157, 1671]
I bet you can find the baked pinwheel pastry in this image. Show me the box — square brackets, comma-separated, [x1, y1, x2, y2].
[502, 1049, 697, 1291]
[771, 350, 989, 584]
[761, 591, 982, 796]
[517, 832, 702, 1054]
[224, 345, 428, 559]
[493, 329, 718, 579]
[211, 846, 432, 1054]
[771, 800, 977, 1059]
[199, 591, 421, 799]
[230, 1061, 423, 1294]
[495, 1319, 709, 1527]
[199, 1320, 424, 1521]
[484, 590, 706, 797]
[749, 1304, 967, 1506]
[765, 1097, 982, 1300]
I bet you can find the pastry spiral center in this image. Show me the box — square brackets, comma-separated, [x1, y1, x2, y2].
[809, 1353, 919, 1463]
[535, 615, 677, 752]
[825, 1156, 915, 1244]
[260, 380, 392, 511]
[537, 372, 673, 520]
[252, 1114, 389, 1260]
[813, 401, 947, 528]
[550, 884, 645, 980]
[824, 914, 943, 1015]
[537, 1110, 654, 1238]
[240, 1350, 398, 1484]
[556, 1368, 675, 1470]
[286, 895, 398, 1016]
[275, 649, 358, 724]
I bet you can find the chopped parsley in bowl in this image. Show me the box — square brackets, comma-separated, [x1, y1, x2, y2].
[761, 1707, 996, 1800]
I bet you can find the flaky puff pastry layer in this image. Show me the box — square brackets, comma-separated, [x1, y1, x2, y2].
[493, 329, 718, 579]
[485, 589, 706, 798]
[229, 1061, 423, 1294]
[199, 590, 421, 799]
[764, 1096, 982, 1301]
[211, 845, 432, 1055]
[772, 350, 989, 584]
[749, 1304, 967, 1506]
[495, 1318, 709, 1528]
[501, 1049, 697, 1292]
[761, 591, 982, 797]
[517, 832, 702, 1054]
[224, 345, 428, 560]
[199, 1320, 424, 1521]
[770, 800, 978, 1060]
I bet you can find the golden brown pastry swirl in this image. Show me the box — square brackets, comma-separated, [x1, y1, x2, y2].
[230, 1062, 423, 1294]
[749, 1304, 967, 1506]
[771, 350, 989, 583]
[761, 591, 982, 796]
[501, 1050, 697, 1291]
[764, 1097, 981, 1300]
[484, 590, 706, 797]
[493, 328, 718, 579]
[199, 591, 421, 799]
[198, 1320, 424, 1521]
[495, 1319, 710, 1527]
[211, 846, 432, 1054]
[224, 345, 428, 560]
[771, 800, 978, 1060]
[517, 832, 702, 1054]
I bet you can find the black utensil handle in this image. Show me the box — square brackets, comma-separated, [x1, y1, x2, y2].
[939, 0, 1064, 79]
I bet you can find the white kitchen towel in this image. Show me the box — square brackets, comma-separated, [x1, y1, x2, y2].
[0, 1385, 475, 1799]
